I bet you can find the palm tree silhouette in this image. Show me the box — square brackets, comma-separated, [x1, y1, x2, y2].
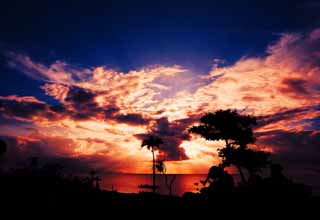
[141, 135, 163, 193]
[156, 160, 176, 196]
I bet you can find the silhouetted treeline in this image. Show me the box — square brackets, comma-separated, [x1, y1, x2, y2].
[0, 109, 318, 214]
[188, 110, 312, 200]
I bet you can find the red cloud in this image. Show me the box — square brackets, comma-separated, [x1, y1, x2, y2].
[2, 28, 320, 173]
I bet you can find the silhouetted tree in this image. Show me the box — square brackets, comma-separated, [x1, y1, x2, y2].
[218, 147, 270, 183]
[156, 160, 176, 196]
[0, 139, 6, 156]
[200, 165, 234, 196]
[29, 156, 39, 168]
[268, 163, 289, 185]
[141, 135, 163, 193]
[0, 139, 7, 171]
[89, 169, 101, 190]
[189, 109, 270, 184]
[28, 156, 39, 175]
[42, 163, 63, 178]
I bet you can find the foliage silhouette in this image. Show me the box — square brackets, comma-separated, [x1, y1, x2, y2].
[141, 135, 163, 193]
[200, 165, 234, 197]
[29, 156, 39, 168]
[88, 169, 101, 189]
[0, 110, 315, 213]
[188, 109, 311, 199]
[155, 160, 176, 196]
[0, 139, 6, 156]
[189, 109, 270, 184]
[0, 155, 108, 213]
[0, 139, 6, 172]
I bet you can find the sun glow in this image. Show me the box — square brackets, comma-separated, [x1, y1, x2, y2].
[1, 28, 320, 174]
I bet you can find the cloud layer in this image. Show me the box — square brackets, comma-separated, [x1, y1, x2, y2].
[1, 28, 320, 175]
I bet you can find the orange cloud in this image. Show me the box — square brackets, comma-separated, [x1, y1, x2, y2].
[2, 28, 320, 174]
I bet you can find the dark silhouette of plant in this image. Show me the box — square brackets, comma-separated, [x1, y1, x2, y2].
[141, 135, 163, 193]
[29, 156, 39, 168]
[89, 169, 101, 189]
[188, 109, 256, 146]
[218, 147, 270, 183]
[0, 139, 7, 171]
[189, 109, 270, 184]
[42, 163, 64, 178]
[28, 156, 40, 175]
[268, 163, 290, 185]
[0, 139, 6, 156]
[156, 160, 176, 196]
[200, 165, 234, 195]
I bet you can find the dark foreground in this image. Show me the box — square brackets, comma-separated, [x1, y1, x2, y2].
[0, 175, 318, 217]
[0, 162, 317, 217]
[2, 188, 319, 214]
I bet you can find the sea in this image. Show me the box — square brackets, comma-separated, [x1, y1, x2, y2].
[100, 173, 320, 196]
[100, 174, 207, 196]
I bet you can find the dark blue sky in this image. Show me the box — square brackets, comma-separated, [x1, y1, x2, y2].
[1, 0, 319, 102]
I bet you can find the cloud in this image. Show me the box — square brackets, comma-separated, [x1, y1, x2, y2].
[255, 129, 320, 190]
[78, 137, 110, 145]
[255, 105, 320, 132]
[0, 135, 77, 168]
[0, 90, 149, 126]
[0, 95, 45, 103]
[115, 113, 149, 126]
[135, 116, 201, 161]
[280, 78, 310, 96]
[2, 27, 320, 174]
[257, 130, 320, 170]
[0, 95, 63, 122]
[0, 135, 136, 174]
[65, 86, 96, 104]
[6, 53, 82, 84]
[192, 28, 320, 116]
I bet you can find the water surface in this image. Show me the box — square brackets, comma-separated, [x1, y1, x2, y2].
[101, 174, 207, 196]
[100, 173, 320, 196]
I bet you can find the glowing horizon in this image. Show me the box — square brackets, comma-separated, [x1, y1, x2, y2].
[1, 27, 320, 174]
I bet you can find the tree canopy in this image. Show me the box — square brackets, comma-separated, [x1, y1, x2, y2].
[189, 109, 270, 184]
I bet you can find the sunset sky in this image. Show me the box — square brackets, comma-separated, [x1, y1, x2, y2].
[0, 0, 320, 177]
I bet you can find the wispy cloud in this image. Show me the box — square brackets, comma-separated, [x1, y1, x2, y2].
[1, 28, 320, 174]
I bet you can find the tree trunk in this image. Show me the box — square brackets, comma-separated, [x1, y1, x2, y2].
[237, 165, 247, 184]
[164, 174, 171, 196]
[152, 150, 156, 193]
[164, 174, 169, 196]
